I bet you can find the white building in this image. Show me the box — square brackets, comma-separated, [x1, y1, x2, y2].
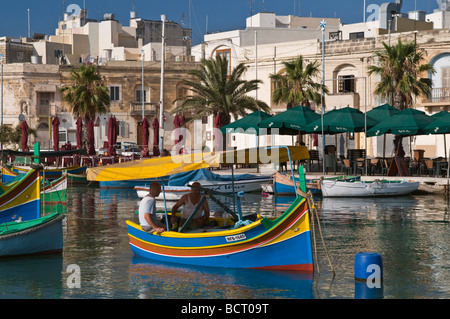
[192, 4, 450, 160]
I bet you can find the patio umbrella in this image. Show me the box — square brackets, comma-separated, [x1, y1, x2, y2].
[258, 106, 320, 134]
[76, 117, 83, 150]
[173, 114, 185, 154]
[142, 117, 150, 157]
[152, 117, 160, 157]
[425, 112, 450, 160]
[220, 111, 273, 135]
[366, 108, 436, 137]
[426, 111, 450, 134]
[88, 118, 95, 155]
[366, 104, 400, 159]
[303, 107, 378, 134]
[20, 120, 29, 152]
[52, 117, 60, 151]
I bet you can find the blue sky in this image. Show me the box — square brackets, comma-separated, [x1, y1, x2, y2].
[0, 0, 440, 44]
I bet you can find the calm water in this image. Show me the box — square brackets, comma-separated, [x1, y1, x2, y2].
[0, 184, 449, 299]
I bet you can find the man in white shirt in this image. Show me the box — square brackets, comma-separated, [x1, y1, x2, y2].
[139, 182, 166, 233]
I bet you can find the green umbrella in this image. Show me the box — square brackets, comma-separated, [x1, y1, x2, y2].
[303, 107, 378, 134]
[258, 105, 320, 134]
[425, 112, 450, 161]
[220, 111, 272, 135]
[366, 104, 400, 123]
[425, 112, 450, 134]
[366, 108, 436, 137]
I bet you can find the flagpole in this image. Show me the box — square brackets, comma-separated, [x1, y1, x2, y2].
[320, 20, 326, 175]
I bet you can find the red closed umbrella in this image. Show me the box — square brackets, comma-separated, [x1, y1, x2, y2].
[107, 116, 115, 156]
[173, 114, 185, 154]
[142, 118, 150, 157]
[76, 117, 83, 149]
[152, 117, 160, 157]
[88, 118, 95, 155]
[112, 116, 118, 156]
[20, 120, 29, 152]
[214, 114, 223, 153]
[52, 117, 60, 151]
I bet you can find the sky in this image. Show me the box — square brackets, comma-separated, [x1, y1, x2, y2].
[0, 0, 442, 45]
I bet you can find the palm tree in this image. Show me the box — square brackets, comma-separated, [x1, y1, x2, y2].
[172, 55, 270, 127]
[60, 65, 110, 148]
[270, 55, 327, 109]
[368, 39, 435, 156]
[368, 39, 434, 110]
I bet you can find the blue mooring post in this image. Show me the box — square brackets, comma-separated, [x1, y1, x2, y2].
[354, 252, 384, 299]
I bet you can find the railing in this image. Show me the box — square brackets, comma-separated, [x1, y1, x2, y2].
[426, 87, 450, 103]
[129, 102, 157, 116]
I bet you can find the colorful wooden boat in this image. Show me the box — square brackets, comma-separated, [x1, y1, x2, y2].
[42, 174, 68, 203]
[12, 165, 87, 181]
[320, 179, 420, 197]
[0, 169, 41, 224]
[88, 146, 314, 271]
[1, 165, 18, 183]
[126, 195, 313, 270]
[0, 213, 64, 257]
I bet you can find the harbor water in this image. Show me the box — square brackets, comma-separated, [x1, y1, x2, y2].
[0, 184, 449, 299]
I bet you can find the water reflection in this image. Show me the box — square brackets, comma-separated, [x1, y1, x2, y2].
[129, 257, 314, 299]
[0, 255, 63, 298]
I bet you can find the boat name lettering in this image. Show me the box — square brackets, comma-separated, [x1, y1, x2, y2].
[225, 234, 246, 242]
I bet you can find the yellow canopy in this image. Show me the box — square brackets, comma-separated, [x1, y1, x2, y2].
[87, 146, 309, 182]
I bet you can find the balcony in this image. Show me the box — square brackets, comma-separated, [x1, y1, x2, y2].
[420, 88, 450, 111]
[129, 102, 157, 117]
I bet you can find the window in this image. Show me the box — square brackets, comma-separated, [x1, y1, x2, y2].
[110, 86, 120, 101]
[338, 75, 355, 93]
[349, 32, 364, 39]
[216, 49, 231, 75]
[442, 67, 450, 87]
[135, 89, 147, 103]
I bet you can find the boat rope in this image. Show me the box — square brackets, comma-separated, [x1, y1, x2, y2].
[298, 187, 335, 277]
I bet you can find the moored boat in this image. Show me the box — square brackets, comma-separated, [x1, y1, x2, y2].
[273, 171, 359, 195]
[0, 169, 41, 223]
[320, 179, 420, 197]
[12, 165, 87, 181]
[0, 213, 64, 257]
[134, 168, 271, 200]
[41, 174, 68, 203]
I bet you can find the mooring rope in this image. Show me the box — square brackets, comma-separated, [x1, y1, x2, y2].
[298, 187, 335, 277]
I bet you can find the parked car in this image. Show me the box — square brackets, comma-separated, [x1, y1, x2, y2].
[121, 147, 142, 158]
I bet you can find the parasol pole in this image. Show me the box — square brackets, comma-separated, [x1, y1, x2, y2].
[320, 20, 326, 175]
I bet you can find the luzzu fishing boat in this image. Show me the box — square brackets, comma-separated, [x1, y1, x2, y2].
[41, 174, 68, 203]
[12, 164, 87, 181]
[1, 165, 67, 203]
[0, 169, 41, 223]
[0, 212, 64, 257]
[88, 146, 314, 271]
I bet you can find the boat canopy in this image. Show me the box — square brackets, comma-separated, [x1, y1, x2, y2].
[87, 146, 309, 182]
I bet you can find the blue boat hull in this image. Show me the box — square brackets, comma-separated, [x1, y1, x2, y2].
[0, 214, 64, 257]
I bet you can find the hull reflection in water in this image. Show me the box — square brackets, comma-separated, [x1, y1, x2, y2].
[129, 257, 314, 299]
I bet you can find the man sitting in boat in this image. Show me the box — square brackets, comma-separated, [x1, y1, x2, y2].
[139, 182, 167, 234]
[171, 182, 210, 232]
